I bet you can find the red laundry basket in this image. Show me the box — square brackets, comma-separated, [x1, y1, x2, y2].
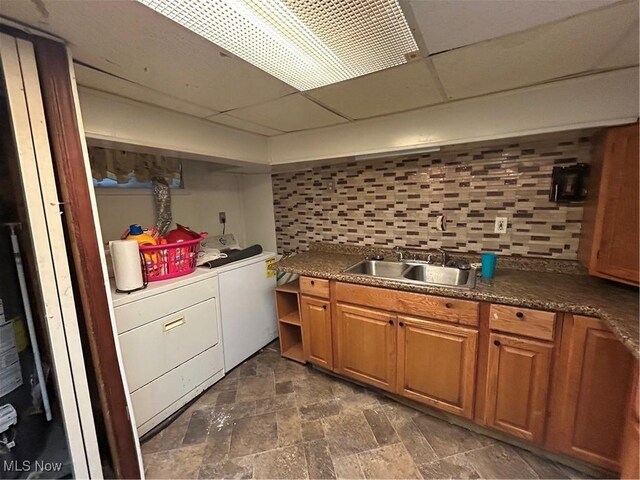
[139, 234, 206, 281]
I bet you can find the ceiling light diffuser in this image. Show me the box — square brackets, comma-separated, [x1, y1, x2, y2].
[138, 0, 418, 91]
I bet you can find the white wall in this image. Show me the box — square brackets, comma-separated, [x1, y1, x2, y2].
[78, 68, 639, 168]
[79, 87, 269, 165]
[95, 160, 278, 253]
[269, 67, 639, 164]
[95, 160, 248, 245]
[82, 67, 638, 256]
[241, 173, 277, 252]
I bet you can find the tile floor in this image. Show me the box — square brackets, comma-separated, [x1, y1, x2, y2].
[141, 342, 592, 479]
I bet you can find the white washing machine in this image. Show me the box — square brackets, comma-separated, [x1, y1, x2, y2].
[206, 235, 278, 371]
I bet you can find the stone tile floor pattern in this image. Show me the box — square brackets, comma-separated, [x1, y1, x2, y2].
[142, 342, 594, 479]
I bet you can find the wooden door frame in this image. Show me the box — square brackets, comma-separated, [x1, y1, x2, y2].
[31, 37, 141, 479]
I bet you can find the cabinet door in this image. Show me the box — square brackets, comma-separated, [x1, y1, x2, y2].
[595, 125, 639, 284]
[300, 295, 333, 370]
[335, 303, 396, 392]
[548, 315, 634, 471]
[620, 419, 640, 480]
[484, 333, 552, 443]
[620, 368, 639, 480]
[397, 316, 477, 418]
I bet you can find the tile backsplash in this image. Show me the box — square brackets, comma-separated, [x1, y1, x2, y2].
[272, 134, 592, 259]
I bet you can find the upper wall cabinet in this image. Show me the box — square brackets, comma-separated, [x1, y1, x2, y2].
[579, 124, 639, 286]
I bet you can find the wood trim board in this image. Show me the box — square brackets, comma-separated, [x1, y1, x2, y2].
[32, 38, 141, 479]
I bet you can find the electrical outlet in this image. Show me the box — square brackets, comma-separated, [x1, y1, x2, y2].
[495, 217, 508, 234]
[219, 212, 226, 224]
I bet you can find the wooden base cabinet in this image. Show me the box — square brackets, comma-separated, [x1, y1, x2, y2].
[482, 333, 553, 443]
[335, 303, 397, 392]
[620, 418, 640, 480]
[300, 295, 333, 369]
[397, 316, 477, 418]
[620, 366, 639, 479]
[547, 315, 635, 472]
[294, 279, 638, 474]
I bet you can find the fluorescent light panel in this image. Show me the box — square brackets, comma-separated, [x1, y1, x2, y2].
[138, 0, 418, 91]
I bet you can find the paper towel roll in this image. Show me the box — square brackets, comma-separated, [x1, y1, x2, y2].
[109, 240, 144, 292]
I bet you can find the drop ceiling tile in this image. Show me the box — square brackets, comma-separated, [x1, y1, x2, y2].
[74, 64, 218, 118]
[227, 94, 348, 132]
[1, 0, 297, 111]
[306, 61, 445, 119]
[432, 1, 639, 100]
[596, 21, 640, 70]
[408, 0, 620, 54]
[207, 113, 284, 136]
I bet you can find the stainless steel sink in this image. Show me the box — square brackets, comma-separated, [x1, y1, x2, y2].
[343, 259, 477, 289]
[403, 264, 472, 287]
[344, 260, 411, 277]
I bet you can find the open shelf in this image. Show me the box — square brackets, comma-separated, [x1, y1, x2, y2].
[281, 342, 304, 363]
[278, 321, 304, 364]
[275, 278, 299, 294]
[279, 311, 301, 326]
[275, 279, 305, 364]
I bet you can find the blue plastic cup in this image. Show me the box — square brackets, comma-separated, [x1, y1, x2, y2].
[481, 252, 497, 279]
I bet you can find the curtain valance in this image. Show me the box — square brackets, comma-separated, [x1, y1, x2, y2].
[89, 146, 181, 185]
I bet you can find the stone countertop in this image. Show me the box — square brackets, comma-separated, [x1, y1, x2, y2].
[274, 250, 640, 358]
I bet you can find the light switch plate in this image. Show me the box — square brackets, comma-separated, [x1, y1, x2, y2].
[495, 217, 508, 234]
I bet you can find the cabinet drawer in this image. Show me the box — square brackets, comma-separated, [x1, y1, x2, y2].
[397, 295, 479, 327]
[489, 304, 555, 341]
[119, 298, 219, 392]
[300, 277, 330, 298]
[130, 343, 223, 427]
[115, 277, 218, 334]
[335, 282, 479, 326]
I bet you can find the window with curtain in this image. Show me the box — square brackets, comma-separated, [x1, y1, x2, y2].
[88, 146, 183, 188]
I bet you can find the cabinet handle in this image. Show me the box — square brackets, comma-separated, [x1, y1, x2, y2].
[322, 304, 326, 310]
[516, 311, 524, 319]
[494, 340, 501, 347]
[388, 319, 394, 325]
[310, 280, 315, 286]
[445, 303, 453, 309]
[399, 322, 405, 327]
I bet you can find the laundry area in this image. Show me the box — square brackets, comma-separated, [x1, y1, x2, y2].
[94, 147, 280, 437]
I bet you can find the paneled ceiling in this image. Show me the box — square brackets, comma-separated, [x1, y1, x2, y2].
[1, 0, 637, 137]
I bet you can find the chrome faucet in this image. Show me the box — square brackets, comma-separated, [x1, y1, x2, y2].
[437, 248, 448, 266]
[393, 246, 405, 261]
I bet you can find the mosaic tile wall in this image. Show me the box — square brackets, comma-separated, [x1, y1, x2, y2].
[272, 135, 592, 259]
